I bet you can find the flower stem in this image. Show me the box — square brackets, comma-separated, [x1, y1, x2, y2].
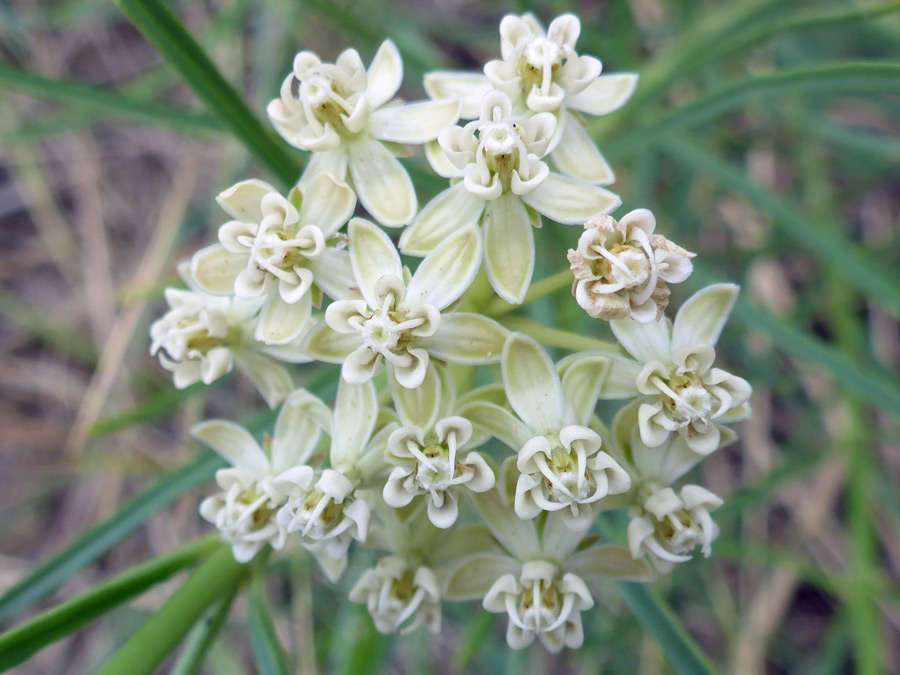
[498, 316, 618, 353]
[485, 269, 572, 317]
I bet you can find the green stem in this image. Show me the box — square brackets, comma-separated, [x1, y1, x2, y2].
[485, 270, 573, 317]
[498, 316, 617, 353]
[170, 587, 239, 675]
[97, 545, 248, 675]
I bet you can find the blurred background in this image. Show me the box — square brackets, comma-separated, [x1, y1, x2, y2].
[1, 0, 899, 673]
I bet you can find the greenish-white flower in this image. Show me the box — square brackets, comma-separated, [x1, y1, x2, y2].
[401, 90, 620, 303]
[567, 209, 695, 323]
[303, 218, 508, 389]
[349, 556, 442, 634]
[191, 174, 358, 346]
[267, 40, 461, 226]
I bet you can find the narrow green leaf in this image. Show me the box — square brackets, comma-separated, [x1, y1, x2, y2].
[90, 381, 215, 438]
[0, 536, 219, 672]
[97, 546, 247, 675]
[0, 64, 221, 134]
[248, 578, 291, 675]
[170, 587, 238, 675]
[664, 138, 900, 317]
[0, 451, 224, 625]
[116, 0, 303, 186]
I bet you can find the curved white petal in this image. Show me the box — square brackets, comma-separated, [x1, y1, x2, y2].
[366, 39, 403, 108]
[405, 225, 481, 311]
[423, 71, 492, 119]
[443, 554, 520, 601]
[502, 333, 563, 434]
[233, 351, 293, 409]
[255, 292, 312, 345]
[301, 322, 362, 363]
[216, 179, 276, 222]
[297, 172, 356, 237]
[191, 420, 269, 475]
[609, 317, 671, 364]
[558, 352, 611, 426]
[566, 73, 639, 116]
[308, 248, 360, 301]
[297, 148, 349, 190]
[349, 217, 402, 307]
[419, 313, 508, 364]
[348, 138, 417, 227]
[399, 182, 485, 256]
[482, 193, 535, 304]
[369, 99, 461, 144]
[551, 113, 615, 185]
[521, 173, 620, 224]
[270, 390, 330, 472]
[191, 244, 245, 295]
[672, 283, 739, 352]
[389, 360, 441, 429]
[331, 378, 378, 468]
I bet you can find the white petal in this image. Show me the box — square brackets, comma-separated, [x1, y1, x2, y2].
[389, 360, 441, 428]
[348, 138, 417, 226]
[558, 352, 611, 426]
[522, 173, 621, 224]
[502, 333, 563, 433]
[456, 401, 532, 450]
[297, 172, 356, 237]
[216, 179, 276, 222]
[297, 149, 349, 190]
[349, 217, 402, 307]
[442, 554, 520, 601]
[255, 292, 312, 345]
[610, 317, 672, 364]
[308, 248, 360, 300]
[405, 225, 481, 311]
[233, 351, 293, 409]
[331, 378, 378, 468]
[672, 283, 739, 352]
[191, 420, 269, 475]
[566, 73, 639, 116]
[419, 313, 508, 364]
[270, 390, 331, 472]
[366, 39, 403, 108]
[551, 112, 615, 185]
[423, 71, 491, 119]
[470, 488, 541, 561]
[301, 322, 361, 363]
[369, 99, 461, 144]
[399, 182, 485, 256]
[424, 139, 465, 179]
[191, 244, 245, 295]
[427, 491, 460, 529]
[482, 193, 534, 304]
[566, 544, 654, 583]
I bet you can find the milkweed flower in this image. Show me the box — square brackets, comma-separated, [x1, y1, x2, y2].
[401, 91, 620, 303]
[349, 556, 442, 634]
[568, 209, 695, 323]
[191, 174, 358, 346]
[303, 218, 508, 389]
[425, 13, 638, 185]
[267, 40, 461, 226]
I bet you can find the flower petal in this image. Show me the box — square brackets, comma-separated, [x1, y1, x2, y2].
[297, 172, 356, 237]
[399, 182, 485, 256]
[301, 322, 361, 363]
[419, 313, 508, 364]
[270, 390, 331, 472]
[521, 172, 621, 224]
[348, 138, 417, 226]
[443, 554, 521, 601]
[672, 283, 739, 352]
[308, 248, 360, 301]
[255, 292, 312, 345]
[557, 352, 611, 426]
[423, 71, 492, 119]
[297, 148, 349, 189]
[405, 225, 482, 311]
[349, 217, 402, 307]
[470, 488, 541, 561]
[455, 401, 532, 450]
[566, 73, 639, 116]
[483, 193, 535, 304]
[233, 351, 293, 409]
[610, 317, 672, 364]
[191, 420, 269, 474]
[366, 39, 403, 108]
[331, 378, 378, 469]
[551, 112, 615, 185]
[389, 360, 441, 429]
[566, 543, 654, 584]
[369, 99, 461, 144]
[502, 333, 563, 434]
[191, 244, 245, 295]
[216, 179, 276, 222]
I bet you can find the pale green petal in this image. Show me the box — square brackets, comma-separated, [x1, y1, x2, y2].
[331, 379, 378, 468]
[215, 179, 276, 222]
[368, 99, 461, 144]
[297, 172, 356, 237]
[191, 420, 269, 474]
[405, 225, 481, 311]
[301, 322, 361, 363]
[541, 512, 592, 559]
[399, 182, 485, 256]
[349, 217, 402, 307]
[308, 248, 360, 301]
[270, 389, 331, 472]
[297, 148, 348, 189]
[443, 554, 521, 601]
[672, 283, 739, 351]
[420, 313, 508, 364]
[191, 244, 245, 295]
[566, 73, 639, 116]
[551, 112, 615, 185]
[470, 488, 541, 561]
[558, 352, 611, 426]
[483, 193, 534, 304]
[389, 360, 441, 429]
[348, 138, 417, 227]
[521, 172, 620, 224]
[423, 71, 491, 119]
[455, 401, 531, 450]
[255, 292, 312, 345]
[424, 139, 465, 178]
[596, 353, 642, 399]
[502, 333, 563, 434]
[430, 523, 504, 566]
[366, 39, 403, 108]
[566, 544, 654, 584]
[233, 351, 294, 409]
[610, 317, 671, 364]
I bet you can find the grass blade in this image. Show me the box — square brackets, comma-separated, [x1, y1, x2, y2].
[97, 546, 247, 675]
[0, 451, 223, 625]
[170, 587, 238, 675]
[116, 0, 303, 186]
[0, 536, 218, 672]
[248, 578, 291, 675]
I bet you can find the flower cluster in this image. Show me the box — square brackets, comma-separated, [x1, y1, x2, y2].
[151, 11, 750, 653]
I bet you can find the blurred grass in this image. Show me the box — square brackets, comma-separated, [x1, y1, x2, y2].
[1, 0, 899, 673]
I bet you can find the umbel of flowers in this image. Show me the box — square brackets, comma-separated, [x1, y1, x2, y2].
[150, 11, 751, 653]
